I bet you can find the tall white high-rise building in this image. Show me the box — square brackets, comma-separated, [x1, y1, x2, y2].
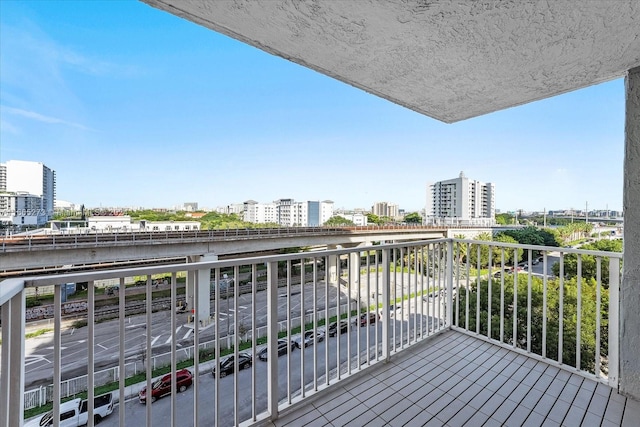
[426, 171, 495, 226]
[0, 160, 56, 225]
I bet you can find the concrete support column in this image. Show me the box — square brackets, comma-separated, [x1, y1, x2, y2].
[621, 66, 640, 400]
[0, 290, 25, 427]
[328, 255, 339, 285]
[186, 254, 218, 324]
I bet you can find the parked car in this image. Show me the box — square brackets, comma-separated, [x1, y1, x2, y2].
[258, 339, 295, 360]
[138, 369, 193, 403]
[212, 352, 252, 377]
[360, 312, 378, 326]
[328, 320, 350, 337]
[27, 393, 114, 426]
[294, 330, 326, 348]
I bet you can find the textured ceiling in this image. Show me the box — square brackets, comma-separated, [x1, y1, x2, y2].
[141, 0, 640, 123]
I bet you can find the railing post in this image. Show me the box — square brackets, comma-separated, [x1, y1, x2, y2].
[609, 257, 620, 388]
[381, 248, 391, 362]
[446, 239, 454, 328]
[0, 288, 26, 427]
[267, 261, 279, 420]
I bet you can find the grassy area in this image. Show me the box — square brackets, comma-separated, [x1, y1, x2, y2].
[0, 328, 53, 346]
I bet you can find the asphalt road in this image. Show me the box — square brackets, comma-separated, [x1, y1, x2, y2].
[97, 309, 442, 427]
[23, 273, 431, 389]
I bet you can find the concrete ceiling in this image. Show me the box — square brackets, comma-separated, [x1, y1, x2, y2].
[141, 0, 640, 123]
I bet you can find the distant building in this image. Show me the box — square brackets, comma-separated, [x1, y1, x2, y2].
[183, 202, 198, 212]
[336, 211, 368, 226]
[0, 160, 56, 226]
[372, 202, 399, 219]
[426, 171, 495, 226]
[243, 200, 277, 224]
[87, 216, 200, 232]
[0, 191, 49, 227]
[243, 199, 334, 226]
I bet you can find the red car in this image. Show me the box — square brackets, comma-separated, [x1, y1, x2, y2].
[360, 312, 378, 326]
[139, 369, 193, 403]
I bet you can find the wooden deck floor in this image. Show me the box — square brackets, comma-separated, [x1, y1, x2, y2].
[264, 330, 640, 427]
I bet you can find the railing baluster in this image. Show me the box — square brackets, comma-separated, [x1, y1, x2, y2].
[595, 257, 602, 378]
[233, 265, 239, 427]
[465, 243, 470, 332]
[577, 255, 582, 370]
[313, 259, 318, 390]
[542, 253, 548, 359]
[145, 274, 152, 427]
[366, 251, 371, 364]
[381, 248, 390, 362]
[487, 246, 492, 339]
[446, 239, 453, 329]
[324, 257, 330, 384]
[88, 280, 95, 427]
[214, 268, 220, 427]
[267, 260, 279, 419]
[169, 272, 176, 427]
[513, 248, 518, 350]
[527, 249, 532, 353]
[54, 283, 61, 427]
[476, 244, 481, 334]
[399, 247, 404, 348]
[559, 254, 565, 364]
[286, 260, 293, 403]
[300, 258, 305, 398]
[608, 257, 620, 388]
[500, 249, 505, 343]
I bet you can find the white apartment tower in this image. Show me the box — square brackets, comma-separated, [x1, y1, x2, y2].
[243, 200, 277, 224]
[0, 160, 56, 225]
[426, 172, 495, 226]
[244, 199, 334, 226]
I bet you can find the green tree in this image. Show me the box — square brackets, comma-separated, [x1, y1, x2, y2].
[468, 232, 492, 268]
[324, 216, 355, 226]
[495, 213, 513, 225]
[367, 213, 381, 225]
[404, 212, 422, 224]
[455, 275, 608, 374]
[492, 234, 522, 265]
[551, 239, 622, 286]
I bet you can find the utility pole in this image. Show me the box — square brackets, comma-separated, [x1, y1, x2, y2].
[543, 208, 547, 228]
[585, 201, 588, 224]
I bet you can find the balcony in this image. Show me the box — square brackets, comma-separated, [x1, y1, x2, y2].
[1, 238, 638, 426]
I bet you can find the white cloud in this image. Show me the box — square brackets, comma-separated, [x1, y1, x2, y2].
[1, 106, 93, 131]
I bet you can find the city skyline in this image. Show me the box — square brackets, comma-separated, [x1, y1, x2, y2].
[0, 1, 625, 213]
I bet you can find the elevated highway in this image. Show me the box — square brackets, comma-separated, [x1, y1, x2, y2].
[0, 226, 484, 273]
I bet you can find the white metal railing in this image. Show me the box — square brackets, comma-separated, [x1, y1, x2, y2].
[0, 238, 621, 426]
[450, 239, 621, 387]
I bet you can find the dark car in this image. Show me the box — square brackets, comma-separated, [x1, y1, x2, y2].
[138, 369, 193, 403]
[328, 320, 350, 337]
[360, 312, 378, 326]
[258, 339, 295, 361]
[212, 352, 252, 377]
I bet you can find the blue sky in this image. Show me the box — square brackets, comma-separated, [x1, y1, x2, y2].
[0, 1, 625, 214]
